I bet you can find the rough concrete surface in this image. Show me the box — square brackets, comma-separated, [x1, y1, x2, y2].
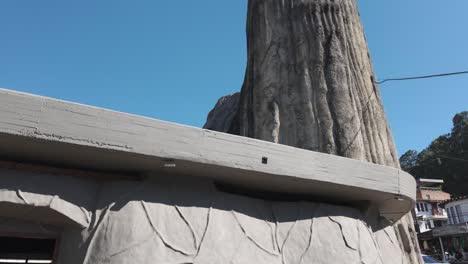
[0, 87, 418, 263]
[205, 0, 423, 263]
[0, 88, 415, 223]
[0, 168, 410, 264]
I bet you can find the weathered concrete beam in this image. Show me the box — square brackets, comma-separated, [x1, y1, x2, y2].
[0, 88, 415, 222]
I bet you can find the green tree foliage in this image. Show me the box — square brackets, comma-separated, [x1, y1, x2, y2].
[400, 111, 468, 196]
[400, 150, 419, 172]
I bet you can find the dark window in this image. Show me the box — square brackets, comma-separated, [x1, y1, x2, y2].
[447, 208, 453, 225]
[424, 203, 428, 212]
[416, 203, 421, 212]
[456, 205, 463, 223]
[0, 236, 55, 263]
[450, 207, 458, 224]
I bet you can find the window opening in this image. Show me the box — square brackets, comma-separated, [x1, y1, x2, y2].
[0, 236, 56, 264]
[456, 205, 463, 223]
[450, 207, 458, 224]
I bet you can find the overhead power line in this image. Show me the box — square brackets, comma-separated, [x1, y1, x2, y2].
[377, 70, 468, 85]
[437, 155, 468, 163]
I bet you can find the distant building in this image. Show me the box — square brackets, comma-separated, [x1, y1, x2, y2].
[415, 181, 468, 263]
[431, 197, 468, 261]
[445, 197, 468, 225]
[415, 178, 450, 233]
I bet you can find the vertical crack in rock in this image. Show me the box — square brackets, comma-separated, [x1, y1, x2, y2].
[398, 223, 411, 254]
[271, 203, 301, 252]
[259, 201, 280, 255]
[270, 204, 282, 253]
[328, 216, 358, 251]
[48, 195, 57, 207]
[195, 205, 212, 256]
[80, 206, 92, 225]
[362, 222, 385, 264]
[341, 87, 376, 157]
[141, 201, 193, 256]
[175, 205, 199, 251]
[356, 221, 366, 264]
[297, 218, 314, 264]
[279, 219, 298, 264]
[383, 228, 398, 247]
[15, 189, 30, 205]
[231, 210, 280, 256]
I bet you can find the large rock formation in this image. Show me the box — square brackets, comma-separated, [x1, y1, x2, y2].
[203, 93, 240, 132]
[205, 0, 422, 263]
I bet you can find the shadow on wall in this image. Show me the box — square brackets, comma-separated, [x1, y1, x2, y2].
[104, 174, 366, 221]
[0, 169, 386, 263]
[80, 175, 384, 263]
[0, 168, 99, 228]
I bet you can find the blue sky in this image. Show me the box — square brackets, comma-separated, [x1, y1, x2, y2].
[0, 1, 467, 156]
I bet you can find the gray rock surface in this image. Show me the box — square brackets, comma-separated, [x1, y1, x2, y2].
[204, 93, 240, 132]
[205, 0, 422, 263]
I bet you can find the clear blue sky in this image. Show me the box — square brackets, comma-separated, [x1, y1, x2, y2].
[0, 1, 467, 156]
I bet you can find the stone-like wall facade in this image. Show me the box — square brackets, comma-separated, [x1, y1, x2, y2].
[0, 167, 406, 264]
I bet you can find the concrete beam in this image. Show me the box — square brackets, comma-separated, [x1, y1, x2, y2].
[0, 88, 416, 222]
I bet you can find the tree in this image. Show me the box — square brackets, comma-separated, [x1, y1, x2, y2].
[400, 112, 468, 196]
[400, 150, 419, 172]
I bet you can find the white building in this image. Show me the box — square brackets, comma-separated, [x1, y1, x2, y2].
[415, 179, 450, 233]
[427, 197, 468, 261]
[445, 197, 468, 225]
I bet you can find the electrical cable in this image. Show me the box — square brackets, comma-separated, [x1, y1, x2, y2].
[437, 155, 468, 163]
[377, 70, 468, 85]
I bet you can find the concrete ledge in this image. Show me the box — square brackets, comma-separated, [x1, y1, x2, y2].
[433, 223, 468, 237]
[0, 88, 416, 222]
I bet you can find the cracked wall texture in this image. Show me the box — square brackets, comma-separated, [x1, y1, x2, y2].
[205, 0, 422, 263]
[0, 169, 411, 264]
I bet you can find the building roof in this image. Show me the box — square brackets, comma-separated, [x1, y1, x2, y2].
[417, 189, 451, 202]
[0, 88, 416, 223]
[417, 178, 444, 188]
[418, 178, 444, 184]
[433, 223, 468, 237]
[440, 196, 468, 207]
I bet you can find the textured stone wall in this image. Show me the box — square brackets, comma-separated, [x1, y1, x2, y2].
[0, 169, 416, 264]
[205, 0, 422, 263]
[77, 177, 404, 264]
[83, 178, 388, 264]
